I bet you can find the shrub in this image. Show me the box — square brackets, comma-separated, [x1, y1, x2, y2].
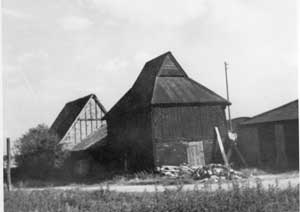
[15, 124, 68, 179]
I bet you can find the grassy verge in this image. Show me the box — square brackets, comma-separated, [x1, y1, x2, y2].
[5, 183, 299, 212]
[9, 169, 299, 188]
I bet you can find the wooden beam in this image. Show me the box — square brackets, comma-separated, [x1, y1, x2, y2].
[79, 120, 82, 140]
[78, 118, 102, 121]
[85, 109, 88, 136]
[89, 101, 93, 132]
[74, 122, 77, 144]
[100, 110, 103, 127]
[95, 103, 98, 128]
[214, 127, 229, 167]
[6, 138, 11, 191]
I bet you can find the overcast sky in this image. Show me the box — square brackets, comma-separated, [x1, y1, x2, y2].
[2, 0, 297, 143]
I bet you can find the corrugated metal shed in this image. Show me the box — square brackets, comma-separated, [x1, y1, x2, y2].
[104, 51, 229, 119]
[242, 100, 298, 125]
[71, 125, 107, 151]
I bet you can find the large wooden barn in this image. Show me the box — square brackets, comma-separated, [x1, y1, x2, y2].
[103, 52, 230, 171]
[237, 100, 298, 169]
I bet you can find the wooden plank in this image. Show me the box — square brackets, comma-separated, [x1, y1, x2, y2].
[6, 138, 11, 191]
[197, 141, 205, 166]
[214, 127, 229, 167]
[187, 141, 205, 166]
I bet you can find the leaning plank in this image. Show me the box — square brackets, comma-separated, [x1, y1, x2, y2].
[214, 127, 229, 167]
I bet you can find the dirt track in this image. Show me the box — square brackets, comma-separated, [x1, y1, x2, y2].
[19, 172, 299, 193]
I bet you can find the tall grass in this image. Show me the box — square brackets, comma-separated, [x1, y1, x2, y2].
[5, 183, 299, 212]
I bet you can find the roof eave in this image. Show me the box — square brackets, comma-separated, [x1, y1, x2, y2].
[242, 118, 298, 126]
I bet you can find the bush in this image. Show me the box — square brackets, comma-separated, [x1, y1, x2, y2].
[4, 184, 299, 212]
[15, 124, 68, 179]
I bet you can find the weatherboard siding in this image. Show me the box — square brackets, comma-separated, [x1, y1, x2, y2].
[152, 105, 227, 141]
[152, 105, 227, 166]
[61, 98, 106, 149]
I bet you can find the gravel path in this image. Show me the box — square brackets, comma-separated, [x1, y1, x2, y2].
[18, 173, 299, 193]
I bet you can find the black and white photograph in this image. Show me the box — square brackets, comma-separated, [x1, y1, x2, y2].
[2, 0, 298, 211]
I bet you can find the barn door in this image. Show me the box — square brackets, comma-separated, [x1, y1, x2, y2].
[187, 141, 205, 166]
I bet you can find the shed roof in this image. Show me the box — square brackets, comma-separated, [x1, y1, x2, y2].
[242, 100, 298, 125]
[104, 52, 229, 119]
[71, 125, 107, 151]
[50, 94, 106, 140]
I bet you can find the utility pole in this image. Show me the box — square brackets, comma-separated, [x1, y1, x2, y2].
[224, 62, 248, 167]
[6, 137, 12, 191]
[224, 62, 233, 131]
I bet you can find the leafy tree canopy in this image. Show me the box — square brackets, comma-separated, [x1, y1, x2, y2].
[15, 124, 68, 179]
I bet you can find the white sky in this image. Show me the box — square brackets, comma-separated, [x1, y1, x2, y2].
[2, 0, 298, 143]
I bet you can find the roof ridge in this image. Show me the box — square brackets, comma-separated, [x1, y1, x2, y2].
[65, 93, 94, 105]
[145, 51, 171, 65]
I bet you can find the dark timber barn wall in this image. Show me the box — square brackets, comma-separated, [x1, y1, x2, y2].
[237, 100, 298, 170]
[107, 109, 154, 171]
[153, 105, 227, 166]
[104, 52, 230, 171]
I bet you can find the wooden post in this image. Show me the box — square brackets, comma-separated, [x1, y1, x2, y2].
[215, 127, 229, 167]
[224, 62, 233, 163]
[74, 123, 77, 144]
[100, 110, 103, 127]
[6, 138, 12, 191]
[79, 120, 82, 140]
[85, 109, 88, 135]
[89, 101, 93, 131]
[95, 104, 98, 128]
[224, 62, 232, 131]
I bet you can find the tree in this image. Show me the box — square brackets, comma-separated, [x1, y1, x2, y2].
[15, 124, 68, 179]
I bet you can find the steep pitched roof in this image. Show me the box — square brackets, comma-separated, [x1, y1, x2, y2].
[104, 51, 229, 119]
[242, 100, 298, 125]
[71, 124, 107, 151]
[50, 94, 106, 139]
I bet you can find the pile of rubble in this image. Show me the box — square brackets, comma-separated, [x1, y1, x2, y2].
[157, 164, 246, 181]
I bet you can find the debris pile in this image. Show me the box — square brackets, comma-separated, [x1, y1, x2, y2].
[157, 164, 246, 181]
[157, 164, 194, 178]
[192, 164, 246, 181]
